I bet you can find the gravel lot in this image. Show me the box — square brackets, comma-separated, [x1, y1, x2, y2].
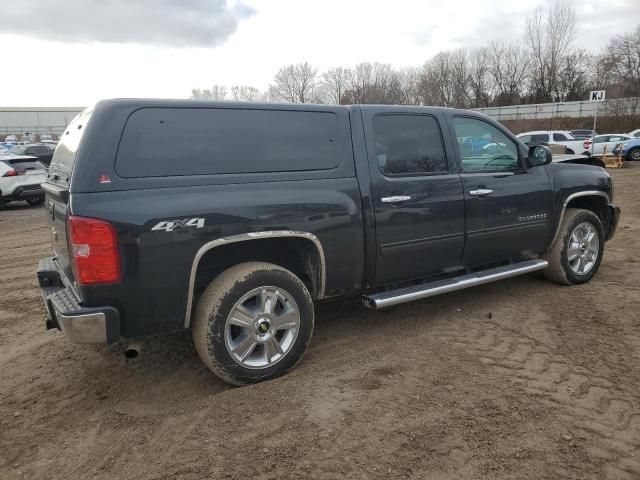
[1, 168, 639, 480]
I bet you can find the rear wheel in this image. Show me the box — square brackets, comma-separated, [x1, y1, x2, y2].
[543, 208, 604, 285]
[628, 147, 640, 161]
[192, 262, 314, 386]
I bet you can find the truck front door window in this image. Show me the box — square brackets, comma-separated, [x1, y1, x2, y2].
[453, 117, 520, 172]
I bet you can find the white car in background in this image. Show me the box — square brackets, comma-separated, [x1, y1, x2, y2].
[628, 129, 640, 138]
[582, 134, 632, 156]
[516, 130, 588, 155]
[0, 155, 47, 209]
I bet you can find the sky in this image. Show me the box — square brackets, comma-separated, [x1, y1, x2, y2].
[0, 0, 638, 107]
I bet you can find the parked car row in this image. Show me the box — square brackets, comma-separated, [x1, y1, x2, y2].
[4, 134, 58, 147]
[516, 130, 588, 155]
[517, 128, 640, 160]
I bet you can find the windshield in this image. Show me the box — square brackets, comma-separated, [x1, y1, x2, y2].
[50, 109, 92, 175]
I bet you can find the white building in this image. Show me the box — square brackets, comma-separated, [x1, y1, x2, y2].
[0, 107, 84, 139]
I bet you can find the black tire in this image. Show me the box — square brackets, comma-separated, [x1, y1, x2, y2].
[0, 196, 5, 210]
[628, 147, 640, 161]
[192, 262, 314, 386]
[543, 208, 605, 285]
[27, 195, 45, 206]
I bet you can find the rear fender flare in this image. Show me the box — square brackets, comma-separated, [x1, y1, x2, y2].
[184, 231, 326, 328]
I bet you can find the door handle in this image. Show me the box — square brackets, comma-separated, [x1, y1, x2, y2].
[469, 189, 493, 197]
[381, 195, 412, 203]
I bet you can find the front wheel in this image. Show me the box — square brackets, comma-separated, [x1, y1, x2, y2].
[628, 147, 640, 161]
[192, 262, 314, 386]
[543, 208, 605, 285]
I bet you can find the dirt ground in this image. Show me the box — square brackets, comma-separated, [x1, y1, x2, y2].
[1, 169, 639, 480]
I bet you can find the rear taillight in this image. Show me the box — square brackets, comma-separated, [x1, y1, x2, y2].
[3, 169, 25, 177]
[67, 216, 121, 285]
[583, 140, 592, 150]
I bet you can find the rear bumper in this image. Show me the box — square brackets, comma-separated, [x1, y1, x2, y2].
[37, 257, 120, 344]
[3, 184, 44, 200]
[15, 185, 44, 198]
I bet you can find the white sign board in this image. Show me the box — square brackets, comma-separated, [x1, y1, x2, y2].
[589, 90, 606, 102]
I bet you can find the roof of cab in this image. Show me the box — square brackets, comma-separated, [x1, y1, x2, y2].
[96, 98, 477, 116]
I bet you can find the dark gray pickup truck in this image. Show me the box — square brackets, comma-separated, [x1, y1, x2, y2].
[37, 99, 620, 385]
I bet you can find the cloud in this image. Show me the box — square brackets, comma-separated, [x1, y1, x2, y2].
[0, 0, 256, 47]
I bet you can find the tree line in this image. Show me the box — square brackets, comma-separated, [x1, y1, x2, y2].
[191, 2, 639, 108]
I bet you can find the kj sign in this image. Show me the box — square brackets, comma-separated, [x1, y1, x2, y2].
[590, 90, 606, 102]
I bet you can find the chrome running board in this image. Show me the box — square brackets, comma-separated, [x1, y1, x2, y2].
[362, 259, 548, 310]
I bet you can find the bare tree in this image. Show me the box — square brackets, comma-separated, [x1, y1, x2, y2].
[557, 50, 594, 101]
[343, 62, 372, 104]
[526, 0, 577, 102]
[190, 85, 228, 101]
[320, 67, 350, 104]
[450, 49, 472, 107]
[394, 67, 422, 105]
[601, 26, 640, 97]
[468, 47, 493, 107]
[419, 52, 458, 107]
[270, 62, 319, 103]
[230, 85, 261, 102]
[489, 42, 530, 106]
[341, 63, 389, 104]
[189, 18, 638, 111]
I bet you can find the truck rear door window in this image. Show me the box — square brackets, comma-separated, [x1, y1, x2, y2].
[115, 108, 342, 177]
[372, 114, 447, 176]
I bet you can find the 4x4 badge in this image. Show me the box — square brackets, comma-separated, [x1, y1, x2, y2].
[151, 218, 205, 232]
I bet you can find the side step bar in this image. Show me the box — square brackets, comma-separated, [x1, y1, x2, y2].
[363, 259, 548, 310]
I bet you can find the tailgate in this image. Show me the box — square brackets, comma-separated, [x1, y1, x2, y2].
[43, 182, 74, 280]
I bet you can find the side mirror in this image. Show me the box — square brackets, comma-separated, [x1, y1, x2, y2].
[528, 145, 552, 167]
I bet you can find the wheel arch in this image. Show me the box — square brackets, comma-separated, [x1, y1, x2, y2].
[184, 231, 326, 328]
[550, 191, 610, 246]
